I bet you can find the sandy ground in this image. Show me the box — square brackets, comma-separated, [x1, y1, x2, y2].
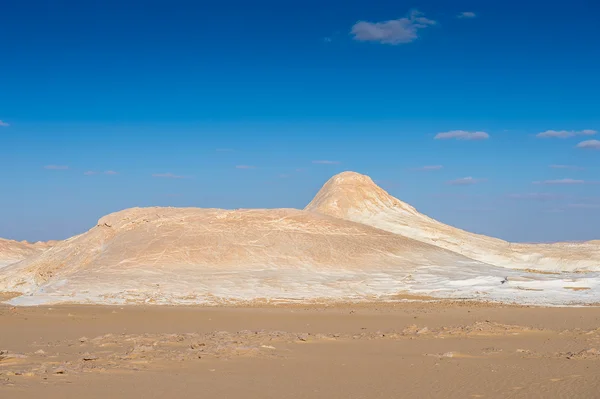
[2, 302, 600, 398]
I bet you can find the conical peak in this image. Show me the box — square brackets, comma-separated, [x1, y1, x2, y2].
[326, 171, 378, 186]
[305, 171, 420, 219]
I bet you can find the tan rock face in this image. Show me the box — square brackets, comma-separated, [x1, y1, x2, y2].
[0, 239, 51, 268]
[0, 171, 598, 306]
[0, 207, 476, 304]
[305, 171, 600, 272]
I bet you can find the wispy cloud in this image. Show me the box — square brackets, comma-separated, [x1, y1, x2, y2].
[312, 160, 341, 165]
[447, 177, 487, 185]
[576, 139, 600, 149]
[44, 165, 69, 170]
[549, 164, 584, 170]
[0, 120, 9, 127]
[235, 165, 256, 169]
[351, 10, 435, 45]
[567, 203, 600, 209]
[411, 165, 443, 171]
[533, 178, 587, 185]
[152, 173, 186, 179]
[434, 130, 490, 141]
[278, 173, 291, 179]
[458, 11, 476, 18]
[85, 170, 119, 176]
[507, 193, 564, 201]
[536, 129, 597, 138]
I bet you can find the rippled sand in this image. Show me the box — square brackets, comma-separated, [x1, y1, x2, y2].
[2, 302, 600, 398]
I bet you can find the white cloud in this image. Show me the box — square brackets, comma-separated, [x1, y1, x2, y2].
[536, 129, 597, 138]
[152, 173, 185, 179]
[533, 178, 586, 185]
[44, 165, 69, 170]
[411, 165, 443, 171]
[0, 120, 9, 127]
[458, 12, 476, 18]
[576, 139, 600, 149]
[434, 130, 490, 141]
[235, 165, 256, 169]
[351, 10, 436, 45]
[312, 160, 341, 165]
[85, 170, 118, 176]
[568, 203, 600, 209]
[549, 164, 584, 170]
[446, 177, 487, 185]
[507, 193, 564, 201]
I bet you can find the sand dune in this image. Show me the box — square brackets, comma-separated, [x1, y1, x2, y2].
[306, 171, 600, 272]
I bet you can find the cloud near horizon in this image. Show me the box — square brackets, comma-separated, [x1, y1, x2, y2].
[44, 165, 69, 170]
[568, 203, 600, 209]
[351, 10, 435, 45]
[446, 177, 487, 185]
[152, 173, 186, 179]
[536, 129, 597, 138]
[411, 165, 443, 171]
[533, 178, 589, 185]
[576, 139, 600, 149]
[507, 193, 564, 201]
[434, 130, 490, 141]
[85, 170, 119, 176]
[458, 12, 476, 18]
[312, 160, 341, 165]
[0, 120, 9, 127]
[549, 164, 584, 170]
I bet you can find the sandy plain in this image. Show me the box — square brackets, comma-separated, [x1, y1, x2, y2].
[2, 301, 600, 399]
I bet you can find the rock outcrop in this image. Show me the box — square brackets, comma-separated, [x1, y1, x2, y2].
[305, 171, 600, 272]
[1, 171, 598, 306]
[0, 207, 478, 304]
[0, 239, 51, 269]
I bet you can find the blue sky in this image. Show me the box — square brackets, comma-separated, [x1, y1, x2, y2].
[1, 0, 599, 243]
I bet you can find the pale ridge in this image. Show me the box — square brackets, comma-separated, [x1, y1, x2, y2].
[305, 171, 600, 272]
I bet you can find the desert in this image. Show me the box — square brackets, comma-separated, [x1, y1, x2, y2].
[3, 3, 599, 396]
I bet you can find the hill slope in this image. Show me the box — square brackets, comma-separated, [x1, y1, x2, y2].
[305, 172, 600, 272]
[0, 238, 51, 269]
[0, 207, 477, 305]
